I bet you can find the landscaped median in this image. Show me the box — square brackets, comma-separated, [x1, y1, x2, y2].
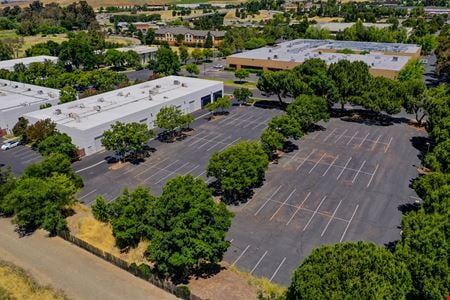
[65, 204, 286, 300]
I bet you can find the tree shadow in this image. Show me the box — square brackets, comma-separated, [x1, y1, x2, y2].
[384, 240, 398, 252]
[190, 263, 224, 281]
[253, 99, 286, 110]
[410, 136, 432, 162]
[283, 141, 298, 154]
[398, 202, 420, 215]
[336, 108, 410, 127]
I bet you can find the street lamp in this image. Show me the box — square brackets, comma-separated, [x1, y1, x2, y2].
[425, 142, 430, 155]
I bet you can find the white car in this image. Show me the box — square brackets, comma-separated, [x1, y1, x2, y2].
[1, 140, 20, 150]
[213, 64, 223, 69]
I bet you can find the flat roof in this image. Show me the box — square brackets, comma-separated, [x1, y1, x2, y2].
[24, 76, 222, 131]
[0, 79, 60, 112]
[228, 39, 420, 71]
[116, 45, 158, 55]
[0, 56, 58, 71]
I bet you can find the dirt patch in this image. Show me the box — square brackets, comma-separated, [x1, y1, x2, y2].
[407, 120, 427, 133]
[417, 167, 431, 175]
[109, 162, 129, 170]
[0, 259, 67, 300]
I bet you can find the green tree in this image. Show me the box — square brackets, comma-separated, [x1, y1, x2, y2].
[202, 48, 213, 61]
[59, 85, 77, 104]
[185, 63, 199, 76]
[395, 210, 449, 299]
[179, 113, 194, 130]
[0, 167, 16, 215]
[91, 195, 109, 222]
[101, 122, 154, 160]
[398, 59, 425, 82]
[12, 117, 29, 141]
[356, 76, 403, 115]
[207, 141, 269, 203]
[25, 118, 57, 146]
[152, 47, 180, 75]
[288, 242, 412, 299]
[401, 80, 429, 125]
[146, 175, 233, 280]
[191, 48, 204, 63]
[107, 187, 157, 248]
[260, 128, 285, 157]
[426, 85, 450, 144]
[233, 87, 252, 105]
[412, 172, 450, 214]
[37, 132, 78, 161]
[0, 39, 13, 60]
[417, 34, 438, 55]
[328, 60, 371, 110]
[204, 32, 213, 48]
[287, 95, 329, 130]
[179, 45, 189, 64]
[424, 139, 449, 173]
[234, 69, 250, 83]
[144, 28, 155, 45]
[257, 70, 290, 106]
[155, 106, 184, 139]
[104, 49, 125, 69]
[267, 114, 303, 140]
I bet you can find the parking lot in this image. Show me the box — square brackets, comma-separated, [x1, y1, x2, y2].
[76, 105, 282, 204]
[0, 140, 42, 175]
[224, 116, 426, 285]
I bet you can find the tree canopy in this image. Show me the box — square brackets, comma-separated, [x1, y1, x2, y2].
[152, 47, 180, 75]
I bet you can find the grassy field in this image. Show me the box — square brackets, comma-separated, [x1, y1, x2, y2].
[224, 9, 281, 22]
[0, 259, 67, 300]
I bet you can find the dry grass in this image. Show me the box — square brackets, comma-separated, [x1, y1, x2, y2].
[224, 9, 280, 22]
[67, 204, 150, 265]
[0, 260, 67, 300]
[309, 16, 344, 23]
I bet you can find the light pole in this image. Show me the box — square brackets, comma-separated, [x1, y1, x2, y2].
[425, 142, 430, 155]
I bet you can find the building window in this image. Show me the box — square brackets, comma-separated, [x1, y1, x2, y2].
[201, 95, 212, 107]
[213, 90, 222, 101]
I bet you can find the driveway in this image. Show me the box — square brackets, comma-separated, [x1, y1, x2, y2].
[0, 218, 177, 300]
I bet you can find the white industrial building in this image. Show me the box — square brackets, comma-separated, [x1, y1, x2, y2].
[24, 76, 223, 156]
[0, 79, 60, 136]
[0, 56, 59, 71]
[115, 45, 158, 65]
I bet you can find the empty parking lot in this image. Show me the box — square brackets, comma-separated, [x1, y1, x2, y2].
[224, 116, 425, 285]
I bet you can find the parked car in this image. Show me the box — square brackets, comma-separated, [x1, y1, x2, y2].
[1, 140, 21, 150]
[213, 64, 223, 69]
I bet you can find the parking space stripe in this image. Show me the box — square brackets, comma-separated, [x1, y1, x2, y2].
[141, 160, 179, 183]
[250, 250, 268, 274]
[358, 133, 370, 147]
[384, 137, 393, 153]
[339, 205, 359, 242]
[78, 189, 97, 200]
[308, 153, 326, 173]
[254, 185, 282, 216]
[366, 164, 379, 188]
[296, 149, 316, 171]
[187, 133, 214, 147]
[154, 162, 190, 184]
[303, 196, 327, 231]
[195, 170, 206, 179]
[346, 131, 359, 145]
[270, 189, 296, 221]
[286, 192, 311, 226]
[323, 128, 337, 142]
[231, 245, 250, 266]
[371, 135, 382, 151]
[269, 257, 286, 282]
[133, 158, 170, 177]
[336, 157, 352, 180]
[206, 136, 232, 151]
[351, 160, 366, 183]
[334, 129, 348, 143]
[183, 165, 200, 175]
[283, 148, 304, 167]
[320, 200, 342, 237]
[322, 155, 339, 176]
[218, 138, 241, 152]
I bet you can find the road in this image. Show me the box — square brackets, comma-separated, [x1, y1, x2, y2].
[0, 218, 176, 300]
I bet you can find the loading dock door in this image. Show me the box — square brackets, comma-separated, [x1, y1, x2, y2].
[201, 95, 212, 108]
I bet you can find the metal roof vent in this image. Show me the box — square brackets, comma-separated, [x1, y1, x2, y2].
[156, 84, 161, 88]
[27, 88, 31, 91]
[38, 90, 43, 94]
[163, 96, 168, 99]
[98, 97, 105, 102]
[174, 80, 180, 85]
[94, 105, 101, 111]
[274, 55, 278, 59]
[14, 85, 18, 88]
[181, 83, 187, 87]
[118, 91, 124, 96]
[20, 102, 28, 106]
[79, 103, 85, 108]
[54, 109, 61, 115]
[392, 56, 398, 61]
[269, 49, 272, 53]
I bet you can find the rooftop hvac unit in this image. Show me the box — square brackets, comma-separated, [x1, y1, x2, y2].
[48, 92, 56, 98]
[27, 88, 31, 91]
[69, 112, 80, 122]
[118, 91, 124, 96]
[163, 96, 168, 99]
[181, 83, 187, 87]
[98, 97, 105, 102]
[392, 56, 398, 61]
[54, 109, 62, 115]
[79, 103, 85, 108]
[125, 92, 130, 97]
[14, 85, 18, 88]
[20, 102, 28, 106]
[174, 80, 180, 85]
[156, 84, 161, 88]
[94, 105, 101, 112]
[274, 55, 278, 59]
[38, 90, 43, 94]
[269, 49, 272, 53]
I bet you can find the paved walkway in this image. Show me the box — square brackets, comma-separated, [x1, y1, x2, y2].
[0, 218, 176, 300]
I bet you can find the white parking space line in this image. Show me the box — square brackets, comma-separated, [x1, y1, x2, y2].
[154, 162, 190, 184]
[320, 200, 342, 237]
[346, 131, 359, 145]
[357, 133, 370, 147]
[250, 250, 268, 274]
[78, 189, 97, 200]
[75, 160, 106, 173]
[206, 136, 232, 151]
[141, 160, 179, 183]
[270, 199, 348, 222]
[384, 137, 393, 153]
[366, 164, 379, 188]
[254, 185, 283, 216]
[371, 135, 382, 151]
[195, 170, 206, 179]
[269, 257, 286, 282]
[323, 128, 337, 142]
[308, 153, 326, 174]
[16, 151, 38, 159]
[270, 189, 296, 221]
[187, 133, 215, 147]
[334, 129, 348, 143]
[283, 148, 304, 167]
[286, 192, 311, 226]
[296, 149, 316, 171]
[21, 156, 41, 164]
[231, 245, 250, 266]
[12, 147, 29, 154]
[182, 165, 200, 175]
[322, 155, 339, 176]
[336, 157, 352, 180]
[339, 205, 359, 242]
[218, 138, 241, 152]
[134, 158, 170, 177]
[221, 111, 252, 126]
[243, 114, 266, 128]
[303, 196, 327, 231]
[351, 160, 366, 184]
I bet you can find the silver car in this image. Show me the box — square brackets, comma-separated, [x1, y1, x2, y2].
[1, 140, 21, 150]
